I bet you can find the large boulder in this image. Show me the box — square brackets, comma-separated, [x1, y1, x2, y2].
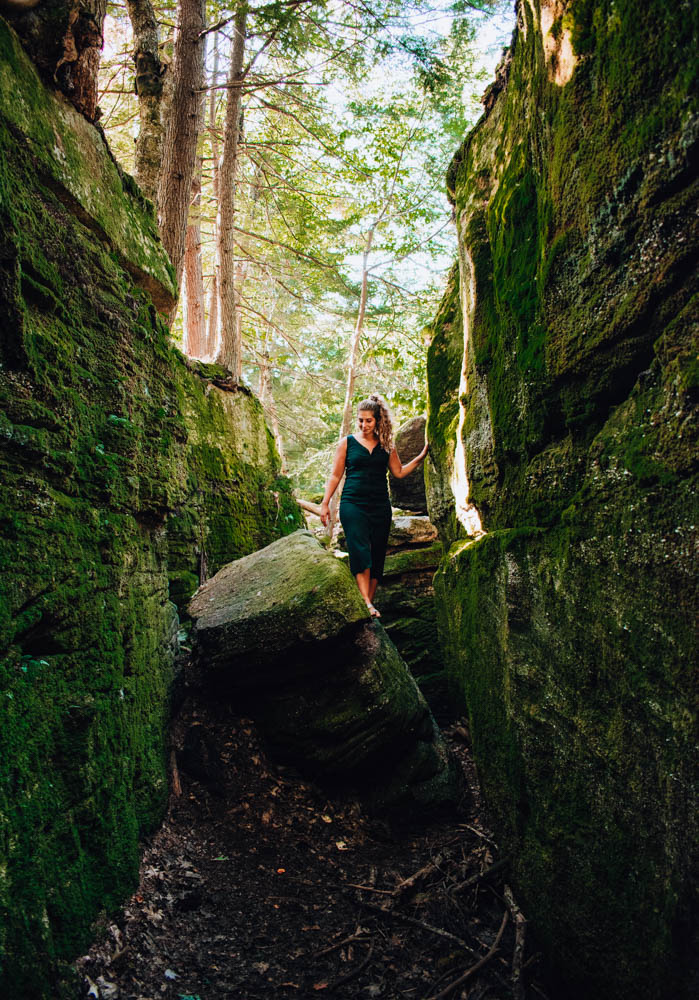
[389, 416, 428, 512]
[426, 1, 697, 995]
[188, 530, 458, 811]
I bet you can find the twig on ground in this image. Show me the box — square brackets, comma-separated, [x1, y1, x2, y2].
[329, 938, 375, 988]
[504, 885, 527, 1000]
[355, 898, 478, 958]
[458, 823, 497, 844]
[344, 882, 394, 894]
[393, 851, 446, 898]
[424, 909, 509, 1000]
[312, 932, 370, 958]
[450, 856, 510, 895]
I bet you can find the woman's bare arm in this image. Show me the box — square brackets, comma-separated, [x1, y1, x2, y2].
[388, 441, 428, 480]
[319, 438, 348, 525]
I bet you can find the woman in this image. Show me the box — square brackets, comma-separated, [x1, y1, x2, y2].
[319, 394, 428, 617]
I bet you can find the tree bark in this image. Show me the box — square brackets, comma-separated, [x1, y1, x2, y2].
[125, 0, 164, 202]
[216, 4, 248, 379]
[7, 0, 106, 120]
[182, 162, 207, 357]
[157, 0, 206, 305]
[205, 32, 221, 358]
[259, 325, 287, 473]
[339, 229, 374, 441]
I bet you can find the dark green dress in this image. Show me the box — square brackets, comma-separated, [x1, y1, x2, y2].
[339, 435, 392, 580]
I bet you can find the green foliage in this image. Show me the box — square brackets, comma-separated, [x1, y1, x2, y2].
[99, 1, 511, 495]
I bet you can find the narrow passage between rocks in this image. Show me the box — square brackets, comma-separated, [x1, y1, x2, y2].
[78, 695, 550, 1000]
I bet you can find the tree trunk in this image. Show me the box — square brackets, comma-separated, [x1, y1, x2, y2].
[339, 230, 374, 440]
[182, 162, 206, 357]
[125, 0, 164, 202]
[329, 228, 374, 528]
[7, 0, 106, 120]
[216, 5, 247, 379]
[259, 326, 287, 473]
[205, 33, 221, 358]
[157, 0, 206, 306]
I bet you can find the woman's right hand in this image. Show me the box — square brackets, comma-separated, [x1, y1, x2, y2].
[319, 501, 330, 527]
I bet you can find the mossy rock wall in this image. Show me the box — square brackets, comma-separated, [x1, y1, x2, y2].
[0, 18, 301, 997]
[427, 1, 697, 996]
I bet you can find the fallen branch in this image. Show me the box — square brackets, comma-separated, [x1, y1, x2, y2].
[344, 882, 394, 895]
[170, 750, 182, 798]
[296, 498, 323, 516]
[425, 909, 509, 1000]
[356, 898, 478, 958]
[504, 884, 527, 1000]
[457, 822, 497, 845]
[312, 932, 370, 958]
[449, 856, 510, 896]
[393, 851, 445, 899]
[329, 939, 375, 989]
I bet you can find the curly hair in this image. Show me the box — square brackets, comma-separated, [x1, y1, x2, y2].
[357, 393, 394, 453]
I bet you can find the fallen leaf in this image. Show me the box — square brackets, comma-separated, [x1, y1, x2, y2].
[313, 983, 329, 991]
[335, 841, 348, 850]
[321, 814, 332, 824]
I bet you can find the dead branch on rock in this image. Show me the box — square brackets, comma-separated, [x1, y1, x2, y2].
[296, 497, 323, 516]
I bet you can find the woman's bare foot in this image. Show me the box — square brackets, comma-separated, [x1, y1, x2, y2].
[365, 602, 381, 618]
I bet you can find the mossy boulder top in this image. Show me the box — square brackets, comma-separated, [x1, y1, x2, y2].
[187, 530, 459, 812]
[388, 515, 438, 549]
[189, 530, 369, 679]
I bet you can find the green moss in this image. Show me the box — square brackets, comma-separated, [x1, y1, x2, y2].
[428, 1, 698, 995]
[0, 20, 302, 995]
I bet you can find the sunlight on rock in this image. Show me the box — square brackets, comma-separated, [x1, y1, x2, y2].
[452, 245, 485, 539]
[524, 0, 577, 86]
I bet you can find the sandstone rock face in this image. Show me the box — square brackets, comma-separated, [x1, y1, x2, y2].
[0, 18, 301, 996]
[188, 530, 458, 811]
[427, 2, 697, 997]
[389, 416, 428, 512]
[381, 541, 445, 714]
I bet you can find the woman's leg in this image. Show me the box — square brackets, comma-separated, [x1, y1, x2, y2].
[355, 567, 372, 605]
[368, 577, 378, 603]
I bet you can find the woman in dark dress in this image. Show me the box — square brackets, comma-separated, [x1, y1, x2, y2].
[319, 394, 428, 617]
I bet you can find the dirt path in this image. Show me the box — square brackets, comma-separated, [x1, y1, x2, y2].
[77, 695, 550, 1000]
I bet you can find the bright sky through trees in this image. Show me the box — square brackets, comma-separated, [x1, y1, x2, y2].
[99, 1, 515, 493]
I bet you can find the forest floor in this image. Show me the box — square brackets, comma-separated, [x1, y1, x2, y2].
[77, 693, 552, 1000]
